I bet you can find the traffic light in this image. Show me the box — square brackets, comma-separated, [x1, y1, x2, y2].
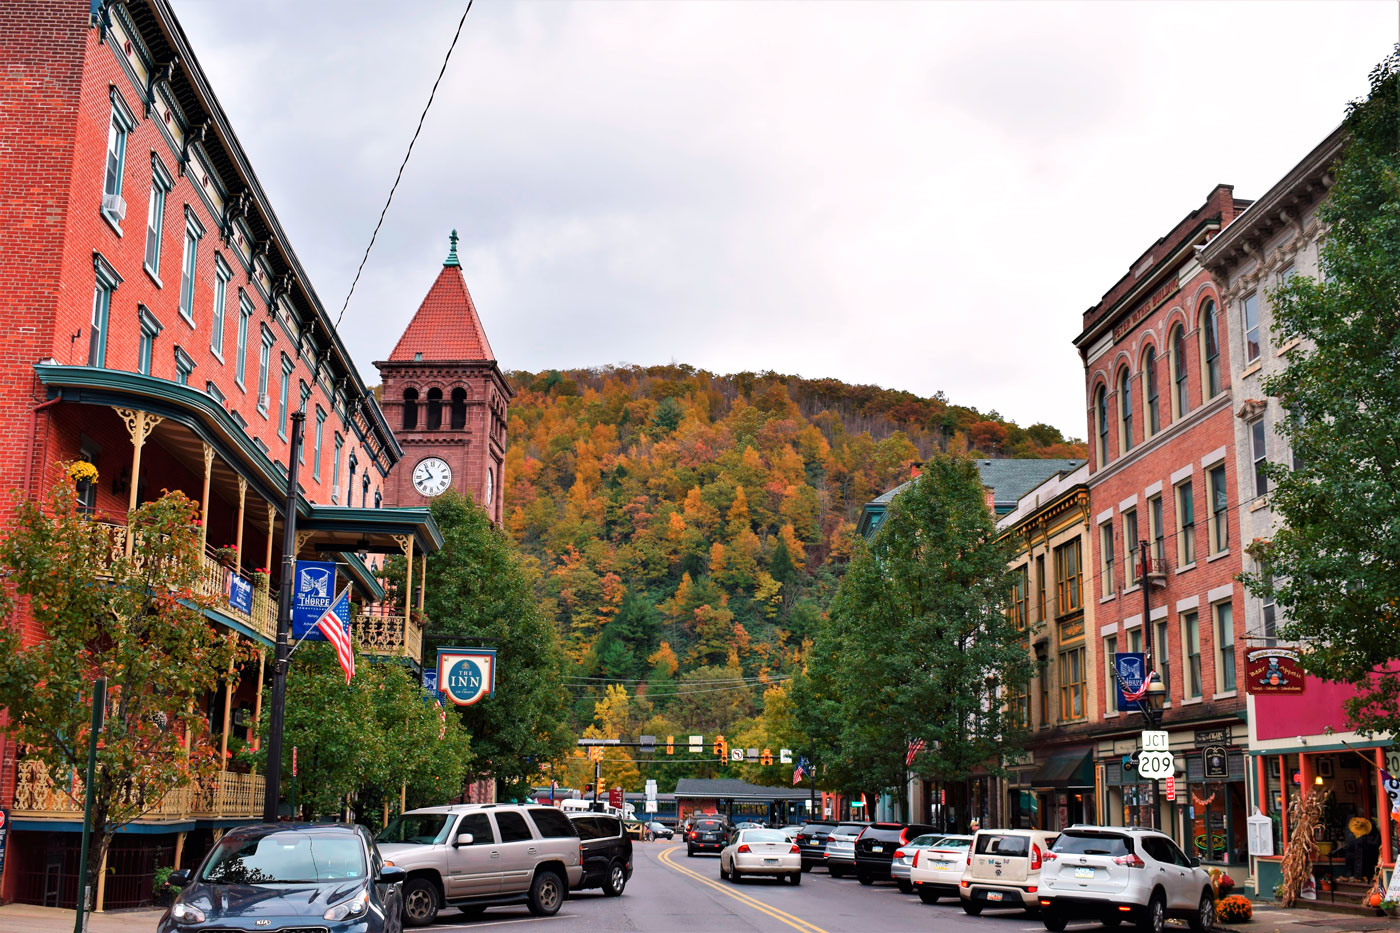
[666, 735, 674, 756]
[588, 745, 603, 762]
[584, 783, 593, 795]
[760, 748, 773, 766]
[713, 734, 727, 760]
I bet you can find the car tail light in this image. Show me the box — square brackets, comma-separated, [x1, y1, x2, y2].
[737, 844, 751, 853]
[899, 828, 910, 845]
[690, 831, 697, 839]
[893, 849, 906, 860]
[1113, 852, 1146, 868]
[1042, 850, 1058, 862]
[966, 852, 972, 866]
[796, 834, 806, 844]
[960, 879, 970, 888]
[912, 850, 920, 868]
[1030, 843, 1042, 871]
[1118, 905, 1133, 912]
[1027, 886, 1037, 894]
[790, 844, 800, 854]
[1039, 899, 1052, 908]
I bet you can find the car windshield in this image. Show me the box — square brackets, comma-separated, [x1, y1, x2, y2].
[907, 834, 939, 847]
[931, 836, 973, 850]
[201, 832, 366, 884]
[834, 824, 866, 836]
[378, 814, 452, 845]
[975, 834, 1028, 856]
[742, 830, 789, 844]
[696, 820, 725, 831]
[1054, 833, 1131, 857]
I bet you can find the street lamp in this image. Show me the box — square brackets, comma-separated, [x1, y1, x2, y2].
[1138, 676, 1166, 729]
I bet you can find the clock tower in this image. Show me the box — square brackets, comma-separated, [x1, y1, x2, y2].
[376, 232, 511, 523]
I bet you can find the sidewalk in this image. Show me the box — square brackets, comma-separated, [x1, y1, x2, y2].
[1236, 902, 1400, 932]
[0, 903, 166, 931]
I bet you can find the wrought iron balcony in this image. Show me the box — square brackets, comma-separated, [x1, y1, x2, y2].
[13, 758, 265, 822]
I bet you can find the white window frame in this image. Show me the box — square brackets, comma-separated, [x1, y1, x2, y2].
[178, 207, 204, 324]
[1118, 367, 1133, 454]
[1104, 634, 1119, 714]
[210, 254, 230, 360]
[1148, 494, 1164, 566]
[235, 291, 253, 389]
[278, 353, 294, 440]
[1201, 299, 1222, 397]
[1242, 292, 1262, 364]
[1214, 600, 1236, 694]
[1208, 464, 1229, 554]
[144, 155, 172, 280]
[1153, 619, 1170, 706]
[1099, 520, 1115, 598]
[1144, 345, 1160, 436]
[1175, 479, 1195, 567]
[102, 89, 135, 225]
[1123, 508, 1139, 587]
[1181, 610, 1202, 699]
[313, 407, 327, 480]
[1250, 418, 1268, 498]
[257, 325, 274, 414]
[1171, 326, 1189, 420]
[331, 434, 344, 503]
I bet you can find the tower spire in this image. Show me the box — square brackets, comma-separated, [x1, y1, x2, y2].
[444, 229, 460, 268]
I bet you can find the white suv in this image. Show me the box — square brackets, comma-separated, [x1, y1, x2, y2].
[1037, 826, 1214, 933]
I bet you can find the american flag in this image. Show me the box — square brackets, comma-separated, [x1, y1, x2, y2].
[906, 738, 926, 766]
[793, 756, 810, 786]
[1123, 670, 1158, 704]
[316, 587, 354, 684]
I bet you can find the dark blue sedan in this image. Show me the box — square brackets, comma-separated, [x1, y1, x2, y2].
[157, 823, 405, 933]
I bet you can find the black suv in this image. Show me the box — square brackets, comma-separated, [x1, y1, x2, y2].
[793, 821, 837, 872]
[568, 812, 633, 896]
[685, 816, 731, 856]
[854, 822, 939, 885]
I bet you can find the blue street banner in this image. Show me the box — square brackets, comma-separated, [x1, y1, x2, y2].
[291, 560, 337, 640]
[228, 573, 253, 615]
[1115, 652, 1147, 709]
[436, 648, 497, 707]
[422, 670, 440, 694]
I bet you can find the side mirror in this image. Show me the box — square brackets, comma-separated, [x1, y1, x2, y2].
[1189, 856, 1201, 868]
[168, 869, 192, 888]
[378, 865, 407, 884]
[455, 833, 475, 847]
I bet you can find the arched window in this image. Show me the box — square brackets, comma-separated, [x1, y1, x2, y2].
[401, 388, 419, 430]
[426, 387, 443, 430]
[1144, 346, 1160, 435]
[1201, 300, 1222, 397]
[450, 387, 467, 430]
[1171, 326, 1189, 419]
[1117, 367, 1133, 454]
[1095, 385, 1109, 466]
[486, 465, 494, 506]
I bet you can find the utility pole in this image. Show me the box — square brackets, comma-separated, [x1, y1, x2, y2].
[262, 410, 305, 822]
[74, 677, 106, 933]
[1139, 538, 1158, 831]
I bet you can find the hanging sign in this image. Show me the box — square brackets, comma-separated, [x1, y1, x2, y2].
[1115, 653, 1147, 709]
[1204, 745, 1229, 779]
[1164, 776, 1176, 801]
[436, 647, 497, 706]
[1139, 730, 1174, 779]
[228, 574, 253, 615]
[291, 560, 337, 640]
[1245, 648, 1305, 695]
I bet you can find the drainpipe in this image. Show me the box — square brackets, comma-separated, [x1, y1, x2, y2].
[24, 397, 63, 498]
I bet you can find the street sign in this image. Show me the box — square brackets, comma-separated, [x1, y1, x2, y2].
[1164, 776, 1176, 801]
[577, 738, 621, 745]
[689, 735, 703, 753]
[779, 748, 792, 764]
[1138, 731, 1173, 779]
[609, 787, 623, 809]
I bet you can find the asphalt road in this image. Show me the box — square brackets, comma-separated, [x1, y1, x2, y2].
[413, 842, 1130, 933]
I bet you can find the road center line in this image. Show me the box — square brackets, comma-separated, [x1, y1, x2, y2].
[657, 845, 830, 933]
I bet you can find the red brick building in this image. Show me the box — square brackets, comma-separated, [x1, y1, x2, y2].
[1074, 186, 1254, 873]
[376, 234, 510, 523]
[0, 0, 448, 908]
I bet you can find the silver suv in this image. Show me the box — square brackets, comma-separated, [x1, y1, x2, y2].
[1038, 826, 1214, 933]
[377, 803, 584, 926]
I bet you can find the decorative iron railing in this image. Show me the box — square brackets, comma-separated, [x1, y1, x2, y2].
[12, 758, 264, 822]
[353, 613, 424, 662]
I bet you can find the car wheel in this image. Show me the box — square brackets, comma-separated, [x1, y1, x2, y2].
[963, 901, 983, 916]
[1188, 890, 1215, 933]
[603, 860, 627, 897]
[526, 870, 565, 917]
[731, 867, 742, 883]
[1136, 892, 1166, 933]
[801, 863, 813, 873]
[897, 880, 913, 895]
[687, 845, 695, 857]
[918, 888, 940, 905]
[401, 878, 439, 927]
[458, 905, 487, 919]
[1041, 909, 1068, 932]
[829, 865, 844, 879]
[857, 872, 874, 886]
[790, 871, 802, 886]
[720, 860, 730, 880]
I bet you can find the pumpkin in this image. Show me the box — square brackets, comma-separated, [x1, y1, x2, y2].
[1217, 895, 1254, 923]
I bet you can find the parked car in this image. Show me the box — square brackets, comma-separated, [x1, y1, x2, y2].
[778, 824, 805, 840]
[793, 820, 837, 872]
[735, 821, 763, 830]
[959, 828, 1059, 916]
[822, 821, 870, 879]
[568, 811, 633, 896]
[158, 823, 406, 933]
[1037, 826, 1215, 933]
[719, 828, 802, 885]
[376, 803, 583, 925]
[686, 815, 733, 856]
[854, 822, 938, 885]
[909, 834, 973, 903]
[889, 833, 943, 893]
[645, 820, 674, 840]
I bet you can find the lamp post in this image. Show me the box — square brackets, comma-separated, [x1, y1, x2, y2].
[262, 410, 305, 822]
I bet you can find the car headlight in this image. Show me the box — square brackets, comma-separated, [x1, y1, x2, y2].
[170, 902, 206, 924]
[323, 887, 370, 922]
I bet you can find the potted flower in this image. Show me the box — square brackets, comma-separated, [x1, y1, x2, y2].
[152, 865, 177, 906]
[213, 543, 238, 567]
[1217, 894, 1254, 924]
[67, 460, 99, 498]
[1381, 898, 1399, 918]
[252, 567, 270, 589]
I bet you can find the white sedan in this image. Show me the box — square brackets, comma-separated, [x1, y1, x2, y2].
[719, 828, 803, 885]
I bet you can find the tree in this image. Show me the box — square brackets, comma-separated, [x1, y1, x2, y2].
[797, 455, 1033, 813]
[408, 490, 573, 799]
[1244, 50, 1400, 737]
[0, 483, 242, 885]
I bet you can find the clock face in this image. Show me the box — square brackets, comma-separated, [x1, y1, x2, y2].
[412, 457, 452, 497]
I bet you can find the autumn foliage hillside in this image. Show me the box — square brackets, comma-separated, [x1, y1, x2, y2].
[501, 365, 1083, 730]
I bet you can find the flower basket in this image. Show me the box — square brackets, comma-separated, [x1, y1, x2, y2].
[213, 544, 238, 566]
[1217, 895, 1253, 924]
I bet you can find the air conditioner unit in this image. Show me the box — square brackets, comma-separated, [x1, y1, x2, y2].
[257, 393, 270, 410]
[101, 193, 126, 222]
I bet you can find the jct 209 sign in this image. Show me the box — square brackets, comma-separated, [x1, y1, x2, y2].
[437, 648, 497, 706]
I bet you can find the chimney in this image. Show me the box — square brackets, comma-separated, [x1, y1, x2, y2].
[984, 485, 995, 510]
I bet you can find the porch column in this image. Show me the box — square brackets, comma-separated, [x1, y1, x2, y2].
[1377, 748, 1394, 867]
[396, 536, 414, 619]
[173, 832, 187, 870]
[114, 408, 163, 555]
[264, 503, 276, 572]
[252, 649, 265, 751]
[95, 847, 109, 912]
[219, 654, 236, 794]
[200, 444, 214, 549]
[235, 477, 247, 574]
[1299, 753, 1313, 797]
[418, 553, 427, 611]
[1255, 755, 1268, 813]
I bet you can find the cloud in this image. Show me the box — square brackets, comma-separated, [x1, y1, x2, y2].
[174, 0, 1393, 438]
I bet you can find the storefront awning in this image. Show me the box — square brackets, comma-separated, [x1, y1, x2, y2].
[1031, 747, 1094, 788]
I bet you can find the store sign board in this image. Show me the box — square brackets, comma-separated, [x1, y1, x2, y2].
[1203, 745, 1229, 779]
[1245, 648, 1305, 695]
[436, 648, 497, 706]
[1194, 727, 1229, 747]
[228, 574, 253, 615]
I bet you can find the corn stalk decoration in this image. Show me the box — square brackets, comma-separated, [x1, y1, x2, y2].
[1279, 789, 1330, 906]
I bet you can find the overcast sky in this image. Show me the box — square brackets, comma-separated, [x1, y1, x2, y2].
[176, 1, 1393, 439]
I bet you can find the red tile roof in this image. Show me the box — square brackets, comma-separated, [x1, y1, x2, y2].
[388, 264, 495, 362]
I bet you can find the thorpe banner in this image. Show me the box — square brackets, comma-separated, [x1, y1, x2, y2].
[291, 560, 337, 640]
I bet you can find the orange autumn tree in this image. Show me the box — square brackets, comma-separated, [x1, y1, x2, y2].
[0, 479, 244, 887]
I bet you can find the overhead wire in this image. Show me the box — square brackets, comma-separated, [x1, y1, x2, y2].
[335, 0, 473, 329]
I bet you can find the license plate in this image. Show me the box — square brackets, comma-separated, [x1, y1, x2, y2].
[764, 858, 778, 865]
[703, 834, 715, 840]
[1074, 867, 1095, 879]
[872, 845, 883, 853]
[986, 891, 1004, 902]
[935, 861, 953, 870]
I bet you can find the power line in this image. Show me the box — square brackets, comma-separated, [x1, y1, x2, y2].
[335, 0, 473, 329]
